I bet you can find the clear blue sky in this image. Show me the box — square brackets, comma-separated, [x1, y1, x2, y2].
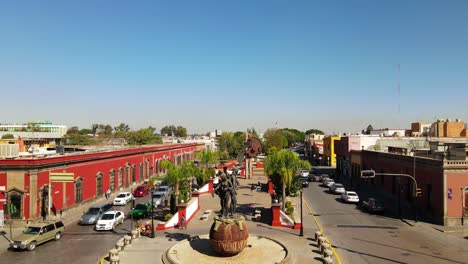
[1, 0, 467, 134]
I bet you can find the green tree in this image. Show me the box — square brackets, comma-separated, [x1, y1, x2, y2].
[114, 123, 130, 132]
[264, 149, 311, 210]
[1, 134, 14, 139]
[63, 134, 97, 145]
[67, 126, 80, 135]
[366, 124, 374, 135]
[281, 128, 305, 146]
[160, 160, 195, 207]
[79, 128, 92, 135]
[176, 126, 188, 137]
[91, 124, 99, 136]
[161, 125, 177, 136]
[196, 149, 219, 169]
[127, 128, 162, 145]
[305, 129, 325, 135]
[263, 128, 288, 153]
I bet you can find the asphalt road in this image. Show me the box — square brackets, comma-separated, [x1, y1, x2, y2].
[303, 180, 468, 264]
[0, 195, 157, 264]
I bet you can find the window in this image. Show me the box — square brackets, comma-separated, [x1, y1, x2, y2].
[139, 163, 143, 180]
[96, 173, 103, 196]
[125, 165, 130, 187]
[75, 180, 83, 203]
[132, 164, 136, 182]
[55, 221, 64, 228]
[109, 170, 115, 191]
[45, 224, 55, 233]
[118, 168, 123, 188]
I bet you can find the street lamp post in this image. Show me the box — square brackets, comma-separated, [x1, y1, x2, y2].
[150, 187, 155, 238]
[299, 188, 304, 237]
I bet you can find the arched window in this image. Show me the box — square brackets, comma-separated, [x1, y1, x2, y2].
[96, 172, 103, 196]
[139, 163, 143, 180]
[109, 170, 115, 191]
[75, 179, 83, 203]
[118, 168, 123, 188]
[8, 191, 23, 219]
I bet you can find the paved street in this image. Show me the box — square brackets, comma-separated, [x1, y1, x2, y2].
[0, 194, 155, 264]
[304, 178, 468, 264]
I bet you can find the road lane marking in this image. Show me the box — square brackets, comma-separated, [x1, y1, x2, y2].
[303, 197, 343, 264]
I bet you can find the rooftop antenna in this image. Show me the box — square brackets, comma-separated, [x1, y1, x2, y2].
[397, 64, 400, 113]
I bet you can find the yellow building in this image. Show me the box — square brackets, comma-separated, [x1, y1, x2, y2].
[323, 136, 340, 167]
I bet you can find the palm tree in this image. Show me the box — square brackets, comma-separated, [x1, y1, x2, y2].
[264, 149, 311, 210]
[196, 149, 218, 170]
[160, 160, 195, 207]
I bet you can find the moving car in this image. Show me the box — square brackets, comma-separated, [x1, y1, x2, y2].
[329, 183, 345, 194]
[95, 211, 125, 231]
[151, 192, 166, 208]
[156, 185, 171, 196]
[130, 203, 152, 219]
[133, 185, 148, 197]
[113, 192, 134, 206]
[80, 203, 113, 225]
[299, 177, 309, 188]
[361, 198, 385, 213]
[299, 169, 309, 177]
[341, 191, 359, 203]
[9, 220, 64, 251]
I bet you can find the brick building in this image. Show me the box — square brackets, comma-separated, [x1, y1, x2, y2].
[351, 145, 468, 226]
[0, 143, 199, 222]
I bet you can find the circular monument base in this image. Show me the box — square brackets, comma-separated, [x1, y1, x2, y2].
[164, 234, 289, 264]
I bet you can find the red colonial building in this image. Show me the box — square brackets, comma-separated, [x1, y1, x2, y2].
[0, 143, 199, 222]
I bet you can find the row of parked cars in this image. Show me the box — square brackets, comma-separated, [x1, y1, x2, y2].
[9, 183, 172, 251]
[309, 172, 385, 213]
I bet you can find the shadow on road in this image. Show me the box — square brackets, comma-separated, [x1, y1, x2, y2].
[164, 232, 190, 242]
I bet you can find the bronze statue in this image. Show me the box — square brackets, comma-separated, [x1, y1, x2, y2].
[213, 171, 234, 218]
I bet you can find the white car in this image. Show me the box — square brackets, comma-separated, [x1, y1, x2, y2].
[113, 192, 133, 205]
[300, 169, 309, 177]
[324, 179, 335, 188]
[151, 192, 166, 208]
[341, 191, 359, 203]
[156, 185, 171, 197]
[95, 211, 125, 231]
[330, 183, 345, 194]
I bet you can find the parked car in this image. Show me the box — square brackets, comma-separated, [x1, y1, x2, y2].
[151, 192, 166, 208]
[308, 173, 316, 182]
[80, 203, 113, 225]
[156, 185, 171, 196]
[133, 185, 148, 197]
[95, 211, 125, 231]
[113, 192, 134, 206]
[361, 198, 385, 213]
[299, 169, 309, 177]
[341, 191, 360, 203]
[322, 179, 334, 187]
[9, 220, 65, 251]
[299, 177, 309, 188]
[320, 174, 330, 181]
[329, 183, 345, 194]
[130, 203, 152, 219]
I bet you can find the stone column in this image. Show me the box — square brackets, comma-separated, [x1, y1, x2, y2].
[29, 169, 39, 220]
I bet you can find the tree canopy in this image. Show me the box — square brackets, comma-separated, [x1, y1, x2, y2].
[305, 129, 325, 135]
[263, 128, 288, 153]
[161, 125, 187, 137]
[1, 134, 14, 139]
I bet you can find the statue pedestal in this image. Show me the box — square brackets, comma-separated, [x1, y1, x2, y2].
[209, 217, 249, 256]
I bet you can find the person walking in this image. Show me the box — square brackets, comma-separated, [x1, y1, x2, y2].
[105, 188, 111, 199]
[180, 214, 186, 230]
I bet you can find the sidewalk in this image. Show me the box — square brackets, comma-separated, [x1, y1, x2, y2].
[0, 183, 140, 253]
[117, 178, 323, 263]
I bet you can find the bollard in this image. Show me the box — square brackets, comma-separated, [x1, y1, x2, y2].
[318, 236, 326, 248]
[124, 235, 132, 246]
[321, 242, 330, 253]
[324, 249, 333, 258]
[110, 255, 120, 264]
[131, 230, 138, 240]
[108, 248, 119, 259]
[115, 241, 125, 252]
[322, 256, 333, 264]
[315, 231, 323, 241]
